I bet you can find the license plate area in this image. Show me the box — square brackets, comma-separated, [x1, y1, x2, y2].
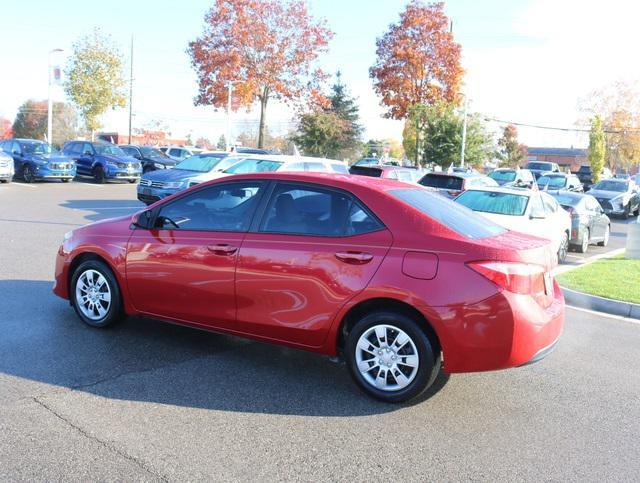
[543, 272, 553, 295]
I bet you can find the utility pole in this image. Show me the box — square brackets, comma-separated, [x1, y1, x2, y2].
[226, 82, 232, 151]
[47, 48, 63, 145]
[128, 35, 134, 144]
[460, 95, 468, 168]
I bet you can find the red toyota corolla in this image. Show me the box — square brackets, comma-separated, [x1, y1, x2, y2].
[54, 172, 564, 402]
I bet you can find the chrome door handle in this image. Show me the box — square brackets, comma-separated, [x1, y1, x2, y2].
[207, 244, 238, 255]
[335, 251, 373, 264]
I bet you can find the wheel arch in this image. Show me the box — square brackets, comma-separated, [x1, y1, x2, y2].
[336, 297, 441, 356]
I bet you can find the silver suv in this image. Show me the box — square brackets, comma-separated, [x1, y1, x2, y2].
[0, 151, 14, 183]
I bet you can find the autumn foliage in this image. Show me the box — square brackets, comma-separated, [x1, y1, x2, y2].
[188, 0, 333, 148]
[370, 1, 463, 120]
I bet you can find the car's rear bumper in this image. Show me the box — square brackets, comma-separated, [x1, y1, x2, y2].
[430, 279, 564, 373]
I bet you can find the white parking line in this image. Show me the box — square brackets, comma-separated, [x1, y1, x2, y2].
[566, 305, 640, 325]
[7, 183, 36, 189]
[71, 206, 142, 210]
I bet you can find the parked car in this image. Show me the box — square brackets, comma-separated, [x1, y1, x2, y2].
[137, 152, 231, 204]
[162, 145, 204, 161]
[548, 191, 610, 253]
[353, 157, 382, 167]
[54, 172, 564, 403]
[0, 139, 76, 183]
[576, 165, 612, 190]
[119, 145, 177, 172]
[587, 178, 640, 217]
[418, 171, 498, 199]
[0, 150, 14, 183]
[233, 147, 271, 155]
[537, 172, 583, 192]
[524, 161, 561, 180]
[489, 168, 536, 187]
[454, 186, 572, 263]
[62, 141, 141, 183]
[349, 165, 416, 182]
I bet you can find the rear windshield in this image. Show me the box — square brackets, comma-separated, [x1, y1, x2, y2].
[419, 174, 463, 190]
[537, 175, 567, 189]
[455, 190, 529, 216]
[489, 170, 516, 182]
[389, 188, 506, 239]
[525, 162, 553, 171]
[349, 166, 383, 177]
[577, 166, 591, 173]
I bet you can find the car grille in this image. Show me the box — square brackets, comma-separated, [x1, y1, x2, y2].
[596, 198, 612, 210]
[139, 178, 167, 188]
[49, 162, 73, 170]
[138, 193, 161, 204]
[0, 159, 10, 168]
[115, 162, 141, 169]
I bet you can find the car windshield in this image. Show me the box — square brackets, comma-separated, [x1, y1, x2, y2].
[419, 174, 463, 190]
[537, 176, 567, 189]
[390, 188, 506, 239]
[526, 162, 553, 171]
[554, 194, 581, 206]
[94, 144, 125, 156]
[355, 158, 379, 166]
[224, 158, 283, 174]
[455, 190, 529, 216]
[140, 147, 167, 158]
[489, 170, 516, 183]
[21, 141, 52, 154]
[176, 154, 225, 172]
[592, 180, 627, 192]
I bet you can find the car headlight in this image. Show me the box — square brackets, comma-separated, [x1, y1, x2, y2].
[153, 163, 166, 169]
[63, 230, 74, 241]
[164, 180, 188, 189]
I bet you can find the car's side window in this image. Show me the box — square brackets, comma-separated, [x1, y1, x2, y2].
[259, 183, 383, 237]
[542, 193, 558, 215]
[82, 143, 94, 156]
[154, 182, 264, 232]
[71, 143, 83, 156]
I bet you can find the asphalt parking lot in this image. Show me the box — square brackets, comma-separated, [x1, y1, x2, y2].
[1, 179, 639, 481]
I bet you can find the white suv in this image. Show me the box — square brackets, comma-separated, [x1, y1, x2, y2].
[0, 151, 14, 183]
[161, 145, 205, 162]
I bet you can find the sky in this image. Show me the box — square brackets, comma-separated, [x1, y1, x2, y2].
[0, 0, 638, 148]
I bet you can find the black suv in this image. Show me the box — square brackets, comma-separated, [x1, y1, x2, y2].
[119, 145, 177, 173]
[576, 165, 612, 190]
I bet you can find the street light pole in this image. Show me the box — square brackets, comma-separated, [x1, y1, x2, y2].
[47, 48, 63, 145]
[460, 95, 468, 168]
[225, 80, 239, 152]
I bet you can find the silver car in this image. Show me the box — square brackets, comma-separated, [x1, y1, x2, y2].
[0, 151, 14, 183]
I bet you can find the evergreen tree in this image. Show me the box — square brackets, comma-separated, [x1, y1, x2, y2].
[588, 115, 606, 184]
[325, 72, 363, 160]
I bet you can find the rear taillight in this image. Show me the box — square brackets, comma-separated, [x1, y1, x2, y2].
[467, 261, 546, 295]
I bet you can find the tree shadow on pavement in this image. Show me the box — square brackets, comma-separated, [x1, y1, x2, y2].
[0, 279, 449, 417]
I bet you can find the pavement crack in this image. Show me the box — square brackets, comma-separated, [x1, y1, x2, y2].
[31, 396, 169, 482]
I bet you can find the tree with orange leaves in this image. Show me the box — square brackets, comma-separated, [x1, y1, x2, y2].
[188, 0, 333, 148]
[370, 1, 463, 120]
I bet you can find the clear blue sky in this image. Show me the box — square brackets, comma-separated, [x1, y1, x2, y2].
[0, 0, 636, 147]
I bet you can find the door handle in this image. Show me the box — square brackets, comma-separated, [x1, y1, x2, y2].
[335, 251, 373, 264]
[207, 244, 238, 255]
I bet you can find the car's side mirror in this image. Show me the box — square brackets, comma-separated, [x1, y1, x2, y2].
[131, 210, 153, 229]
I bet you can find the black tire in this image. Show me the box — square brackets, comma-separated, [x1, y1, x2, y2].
[93, 166, 106, 184]
[597, 225, 610, 247]
[345, 311, 440, 403]
[634, 205, 639, 217]
[128, 179, 137, 184]
[61, 178, 71, 183]
[70, 259, 124, 328]
[623, 203, 630, 218]
[557, 231, 569, 264]
[22, 165, 33, 183]
[576, 229, 589, 254]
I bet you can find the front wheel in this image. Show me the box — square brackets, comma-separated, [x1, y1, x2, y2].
[597, 225, 610, 247]
[557, 231, 569, 264]
[345, 311, 440, 403]
[22, 165, 34, 183]
[61, 178, 71, 183]
[70, 260, 123, 328]
[93, 166, 106, 184]
[128, 179, 137, 184]
[576, 229, 589, 254]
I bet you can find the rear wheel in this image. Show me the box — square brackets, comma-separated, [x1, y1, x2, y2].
[576, 229, 590, 254]
[557, 231, 569, 264]
[93, 166, 105, 184]
[70, 260, 124, 328]
[22, 165, 33, 183]
[597, 225, 610, 247]
[128, 179, 137, 184]
[61, 178, 71, 183]
[345, 311, 440, 403]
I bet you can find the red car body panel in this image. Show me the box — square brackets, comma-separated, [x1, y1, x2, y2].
[54, 172, 564, 374]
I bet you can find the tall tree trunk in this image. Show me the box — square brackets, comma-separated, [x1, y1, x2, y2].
[258, 87, 269, 149]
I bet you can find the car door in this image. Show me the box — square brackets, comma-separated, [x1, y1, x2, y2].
[586, 197, 606, 240]
[126, 180, 266, 328]
[7, 141, 23, 173]
[65, 143, 86, 174]
[235, 181, 393, 348]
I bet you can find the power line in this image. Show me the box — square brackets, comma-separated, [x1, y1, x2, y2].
[484, 116, 640, 134]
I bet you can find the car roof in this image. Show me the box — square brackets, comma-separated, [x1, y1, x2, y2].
[460, 185, 536, 196]
[423, 171, 484, 179]
[230, 154, 343, 164]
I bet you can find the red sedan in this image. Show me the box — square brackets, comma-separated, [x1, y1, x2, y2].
[54, 172, 564, 402]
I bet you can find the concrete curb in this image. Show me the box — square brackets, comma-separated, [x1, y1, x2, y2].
[561, 287, 640, 320]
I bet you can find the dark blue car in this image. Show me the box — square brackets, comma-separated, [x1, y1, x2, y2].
[62, 141, 142, 183]
[0, 139, 76, 183]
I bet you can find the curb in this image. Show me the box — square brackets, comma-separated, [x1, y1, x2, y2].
[561, 287, 640, 321]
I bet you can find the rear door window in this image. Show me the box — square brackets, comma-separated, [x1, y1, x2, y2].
[391, 188, 506, 239]
[419, 174, 463, 190]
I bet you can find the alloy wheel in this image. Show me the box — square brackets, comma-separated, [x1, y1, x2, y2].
[558, 232, 569, 263]
[355, 324, 419, 392]
[75, 269, 111, 321]
[580, 230, 589, 253]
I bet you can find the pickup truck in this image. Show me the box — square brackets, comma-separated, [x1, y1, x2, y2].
[576, 165, 612, 190]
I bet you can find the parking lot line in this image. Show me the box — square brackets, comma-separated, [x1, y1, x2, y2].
[6, 183, 36, 189]
[71, 206, 142, 210]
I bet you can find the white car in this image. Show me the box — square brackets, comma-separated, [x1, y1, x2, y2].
[187, 154, 349, 186]
[161, 145, 206, 162]
[454, 186, 571, 264]
[0, 151, 14, 183]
